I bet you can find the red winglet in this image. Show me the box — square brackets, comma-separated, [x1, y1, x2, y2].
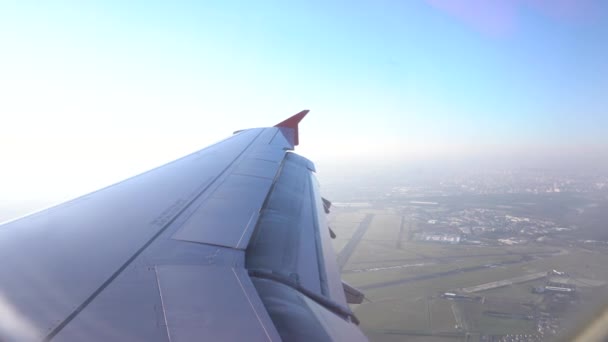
[274, 109, 309, 146]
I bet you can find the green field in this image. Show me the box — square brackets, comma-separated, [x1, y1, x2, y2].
[327, 205, 608, 341]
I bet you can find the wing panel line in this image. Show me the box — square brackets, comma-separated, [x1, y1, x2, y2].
[231, 268, 274, 342]
[154, 267, 173, 342]
[236, 212, 259, 250]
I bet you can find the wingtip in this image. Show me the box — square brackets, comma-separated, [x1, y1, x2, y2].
[274, 109, 309, 129]
[274, 109, 309, 146]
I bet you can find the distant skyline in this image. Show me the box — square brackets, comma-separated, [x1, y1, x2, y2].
[1, 1, 607, 201]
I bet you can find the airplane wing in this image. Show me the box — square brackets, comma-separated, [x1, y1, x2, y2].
[0, 110, 367, 342]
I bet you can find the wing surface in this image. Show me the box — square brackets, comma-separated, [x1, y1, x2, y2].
[0, 110, 367, 342]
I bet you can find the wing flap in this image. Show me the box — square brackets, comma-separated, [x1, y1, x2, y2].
[171, 193, 264, 249]
[171, 129, 288, 249]
[156, 266, 280, 342]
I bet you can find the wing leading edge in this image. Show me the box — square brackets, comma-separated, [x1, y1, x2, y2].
[0, 110, 367, 342]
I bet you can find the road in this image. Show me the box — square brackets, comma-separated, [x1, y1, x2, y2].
[346, 250, 562, 268]
[358, 257, 530, 290]
[396, 216, 406, 249]
[337, 213, 374, 270]
[460, 272, 547, 293]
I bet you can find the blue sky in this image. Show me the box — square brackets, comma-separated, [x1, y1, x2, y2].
[0, 1, 607, 200]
